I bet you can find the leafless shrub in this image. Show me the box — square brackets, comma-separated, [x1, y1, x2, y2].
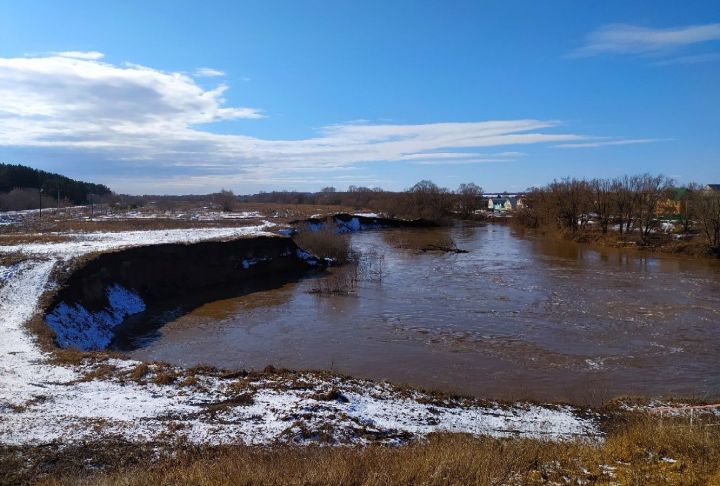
[0, 187, 57, 212]
[293, 225, 352, 264]
[309, 265, 359, 296]
[214, 189, 237, 212]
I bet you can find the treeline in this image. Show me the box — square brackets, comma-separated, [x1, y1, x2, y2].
[516, 174, 720, 248]
[242, 181, 484, 221]
[0, 163, 112, 210]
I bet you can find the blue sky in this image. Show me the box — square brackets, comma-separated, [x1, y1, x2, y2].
[0, 0, 718, 194]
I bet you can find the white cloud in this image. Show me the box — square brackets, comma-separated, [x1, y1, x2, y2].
[194, 67, 225, 77]
[555, 138, 670, 148]
[0, 52, 656, 193]
[574, 22, 720, 57]
[56, 51, 105, 60]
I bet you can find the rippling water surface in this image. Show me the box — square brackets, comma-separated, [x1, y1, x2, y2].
[125, 224, 720, 403]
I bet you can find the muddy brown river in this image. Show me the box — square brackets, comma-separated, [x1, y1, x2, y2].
[122, 224, 720, 404]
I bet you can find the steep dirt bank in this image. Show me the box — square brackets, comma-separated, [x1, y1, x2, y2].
[43, 236, 321, 350]
[292, 213, 440, 232]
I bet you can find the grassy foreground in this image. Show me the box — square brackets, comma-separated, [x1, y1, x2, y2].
[2, 413, 718, 485]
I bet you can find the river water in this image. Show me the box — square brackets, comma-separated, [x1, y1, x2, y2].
[125, 224, 720, 404]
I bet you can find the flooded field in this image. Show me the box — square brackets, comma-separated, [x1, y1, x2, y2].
[122, 224, 720, 404]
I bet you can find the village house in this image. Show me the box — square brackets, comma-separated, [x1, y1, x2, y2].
[486, 196, 524, 212]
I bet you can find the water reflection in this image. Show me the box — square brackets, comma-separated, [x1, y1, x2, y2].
[128, 224, 720, 405]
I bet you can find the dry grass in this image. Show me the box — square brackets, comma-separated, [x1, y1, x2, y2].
[79, 363, 118, 382]
[153, 369, 179, 385]
[0, 233, 70, 245]
[0, 202, 364, 234]
[293, 225, 353, 263]
[3, 412, 715, 485]
[383, 230, 462, 253]
[0, 251, 27, 267]
[129, 363, 149, 382]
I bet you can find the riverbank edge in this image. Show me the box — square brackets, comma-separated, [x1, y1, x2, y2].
[3, 226, 719, 484]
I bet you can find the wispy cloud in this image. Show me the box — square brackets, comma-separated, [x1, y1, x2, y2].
[55, 51, 105, 60]
[555, 138, 670, 149]
[194, 67, 225, 77]
[573, 22, 720, 60]
[404, 151, 524, 165]
[651, 52, 720, 65]
[0, 52, 655, 193]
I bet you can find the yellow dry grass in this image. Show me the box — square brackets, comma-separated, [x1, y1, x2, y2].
[4, 412, 714, 486]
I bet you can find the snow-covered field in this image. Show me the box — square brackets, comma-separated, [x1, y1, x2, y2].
[0, 223, 601, 446]
[93, 209, 264, 221]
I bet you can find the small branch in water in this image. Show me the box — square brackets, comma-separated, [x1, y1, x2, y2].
[420, 244, 468, 253]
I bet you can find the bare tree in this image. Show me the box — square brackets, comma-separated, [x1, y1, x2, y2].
[633, 174, 674, 239]
[456, 182, 483, 218]
[547, 178, 591, 231]
[589, 178, 614, 233]
[408, 180, 449, 221]
[215, 189, 237, 212]
[612, 176, 638, 235]
[688, 183, 720, 248]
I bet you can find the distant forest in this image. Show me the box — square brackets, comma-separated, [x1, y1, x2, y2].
[0, 163, 111, 210]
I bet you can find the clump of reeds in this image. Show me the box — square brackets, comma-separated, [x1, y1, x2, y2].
[293, 224, 353, 264]
[309, 265, 359, 296]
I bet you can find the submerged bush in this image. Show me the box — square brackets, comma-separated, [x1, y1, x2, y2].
[383, 229, 462, 253]
[293, 225, 353, 264]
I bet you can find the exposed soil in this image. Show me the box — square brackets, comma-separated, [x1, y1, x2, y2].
[43, 236, 320, 346]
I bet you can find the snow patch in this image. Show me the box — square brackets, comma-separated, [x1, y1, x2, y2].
[241, 256, 273, 269]
[45, 285, 146, 350]
[0, 223, 277, 259]
[296, 248, 319, 266]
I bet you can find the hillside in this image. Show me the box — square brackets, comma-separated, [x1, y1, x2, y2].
[0, 163, 111, 208]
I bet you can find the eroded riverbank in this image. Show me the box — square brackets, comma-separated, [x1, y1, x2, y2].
[0, 223, 602, 447]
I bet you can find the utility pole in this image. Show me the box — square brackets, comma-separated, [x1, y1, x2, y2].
[39, 188, 43, 218]
[57, 187, 60, 212]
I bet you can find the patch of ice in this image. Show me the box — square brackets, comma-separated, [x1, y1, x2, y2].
[585, 358, 605, 371]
